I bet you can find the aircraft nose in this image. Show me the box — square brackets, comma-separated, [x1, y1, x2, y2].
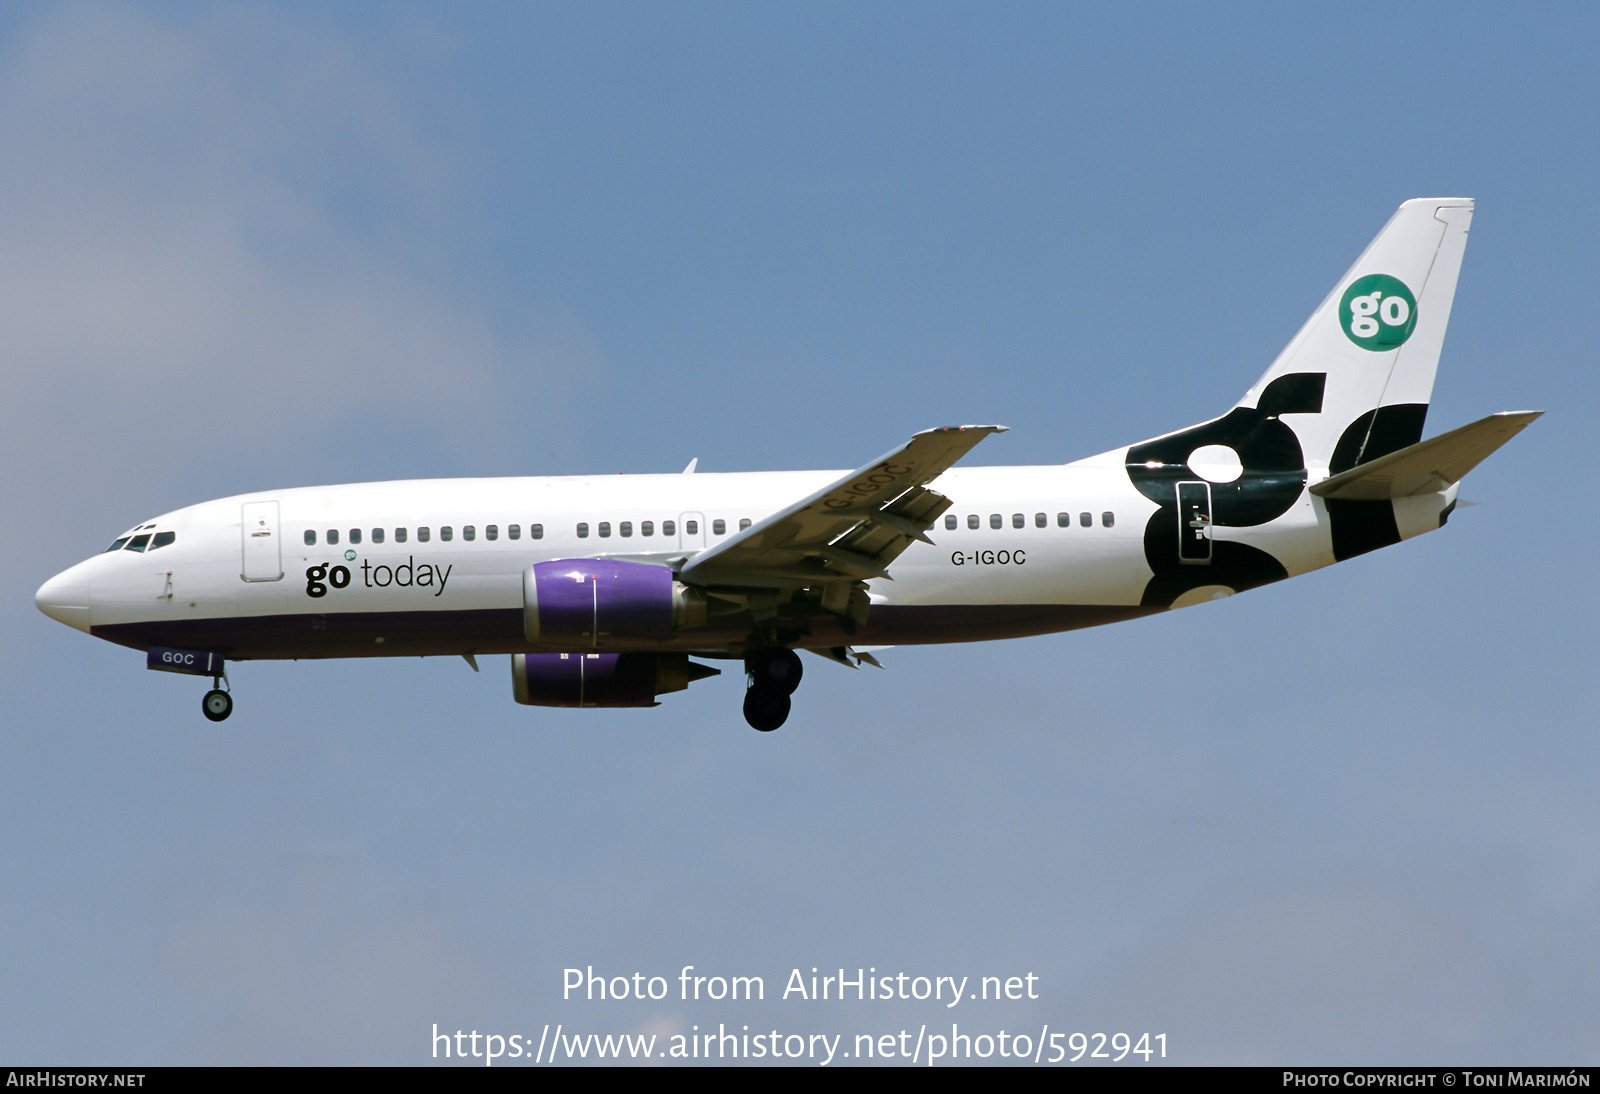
[36, 566, 92, 633]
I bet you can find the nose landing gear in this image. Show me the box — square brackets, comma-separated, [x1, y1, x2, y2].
[743, 648, 802, 732]
[145, 647, 233, 723]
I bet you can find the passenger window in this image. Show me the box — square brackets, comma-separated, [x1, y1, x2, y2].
[105, 538, 131, 553]
[463, 525, 475, 541]
[944, 515, 957, 531]
[441, 526, 454, 542]
[327, 529, 339, 545]
[641, 521, 654, 537]
[577, 523, 589, 538]
[486, 525, 498, 541]
[151, 531, 176, 550]
[418, 526, 431, 542]
[1035, 513, 1046, 528]
[396, 527, 408, 543]
[1079, 512, 1092, 528]
[304, 530, 316, 546]
[620, 521, 633, 538]
[1012, 513, 1024, 529]
[599, 522, 612, 538]
[372, 528, 385, 544]
[1102, 511, 1115, 528]
[508, 525, 521, 540]
[685, 520, 697, 535]
[349, 528, 362, 545]
[126, 534, 151, 552]
[739, 518, 751, 530]
[713, 519, 726, 535]
[1057, 513, 1070, 528]
[989, 514, 1001, 529]
[967, 514, 979, 530]
[664, 520, 677, 536]
[530, 524, 543, 540]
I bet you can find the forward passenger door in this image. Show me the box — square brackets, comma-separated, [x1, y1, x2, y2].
[241, 501, 283, 581]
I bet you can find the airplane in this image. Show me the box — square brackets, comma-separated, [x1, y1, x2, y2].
[35, 198, 1538, 732]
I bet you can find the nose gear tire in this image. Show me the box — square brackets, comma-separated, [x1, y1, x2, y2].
[202, 689, 233, 722]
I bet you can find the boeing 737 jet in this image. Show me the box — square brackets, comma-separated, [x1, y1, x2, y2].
[36, 198, 1537, 730]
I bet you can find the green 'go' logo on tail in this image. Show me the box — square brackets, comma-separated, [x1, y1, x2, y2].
[1340, 274, 1416, 351]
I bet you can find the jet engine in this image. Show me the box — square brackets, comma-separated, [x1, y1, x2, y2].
[522, 560, 707, 647]
[512, 652, 719, 708]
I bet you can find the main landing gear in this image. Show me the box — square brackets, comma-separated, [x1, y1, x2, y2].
[743, 648, 803, 732]
[202, 674, 233, 722]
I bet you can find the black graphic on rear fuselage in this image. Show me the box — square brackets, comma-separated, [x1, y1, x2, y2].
[1125, 372, 1324, 608]
[1322, 403, 1430, 561]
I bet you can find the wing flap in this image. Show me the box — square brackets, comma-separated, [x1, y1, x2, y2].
[1310, 411, 1541, 501]
[805, 645, 892, 669]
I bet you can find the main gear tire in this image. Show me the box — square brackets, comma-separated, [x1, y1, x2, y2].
[743, 688, 790, 732]
[747, 648, 803, 695]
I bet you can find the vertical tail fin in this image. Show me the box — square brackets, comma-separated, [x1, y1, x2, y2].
[1237, 197, 1473, 471]
[1122, 199, 1478, 605]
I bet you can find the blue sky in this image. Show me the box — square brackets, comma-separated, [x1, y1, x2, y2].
[4, 1, 1597, 1064]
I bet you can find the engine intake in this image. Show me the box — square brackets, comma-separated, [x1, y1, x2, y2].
[523, 559, 706, 647]
[512, 652, 719, 708]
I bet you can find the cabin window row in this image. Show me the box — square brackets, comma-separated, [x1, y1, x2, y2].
[304, 524, 546, 547]
[945, 512, 1115, 530]
[573, 517, 752, 539]
[305, 516, 762, 546]
[304, 512, 1100, 548]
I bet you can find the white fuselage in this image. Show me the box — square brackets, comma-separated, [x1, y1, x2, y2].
[36, 446, 1436, 662]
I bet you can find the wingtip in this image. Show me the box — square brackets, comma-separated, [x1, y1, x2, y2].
[1488, 410, 1544, 429]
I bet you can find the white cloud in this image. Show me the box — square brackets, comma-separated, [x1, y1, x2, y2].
[0, 4, 597, 578]
[152, 855, 508, 1064]
[1067, 862, 1600, 1063]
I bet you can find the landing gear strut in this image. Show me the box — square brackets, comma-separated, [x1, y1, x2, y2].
[743, 648, 802, 732]
[202, 674, 232, 722]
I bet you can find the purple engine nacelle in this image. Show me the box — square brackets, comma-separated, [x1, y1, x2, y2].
[522, 559, 706, 648]
[512, 652, 719, 708]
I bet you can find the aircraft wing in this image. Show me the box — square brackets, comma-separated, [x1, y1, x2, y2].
[679, 425, 1005, 590]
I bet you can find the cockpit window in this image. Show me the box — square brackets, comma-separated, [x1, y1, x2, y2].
[150, 531, 176, 550]
[105, 538, 131, 553]
[125, 534, 152, 552]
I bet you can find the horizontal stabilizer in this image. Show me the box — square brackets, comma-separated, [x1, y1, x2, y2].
[1310, 411, 1541, 501]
